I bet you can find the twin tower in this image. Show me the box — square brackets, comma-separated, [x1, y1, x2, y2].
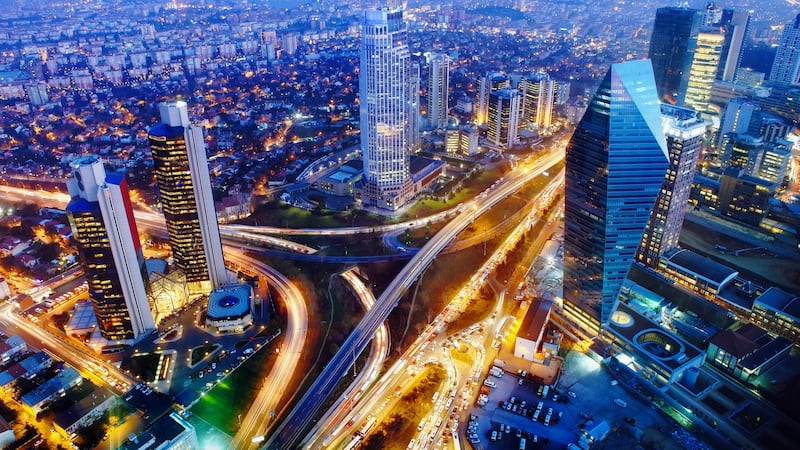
[66, 101, 225, 346]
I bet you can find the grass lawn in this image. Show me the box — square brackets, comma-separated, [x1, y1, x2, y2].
[190, 343, 221, 366]
[190, 342, 279, 435]
[120, 353, 161, 383]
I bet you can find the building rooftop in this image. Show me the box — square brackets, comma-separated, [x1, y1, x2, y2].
[207, 283, 252, 320]
[710, 330, 759, 359]
[53, 387, 115, 431]
[662, 248, 738, 287]
[754, 287, 800, 322]
[518, 299, 552, 341]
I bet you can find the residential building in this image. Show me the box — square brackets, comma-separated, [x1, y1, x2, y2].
[66, 156, 154, 343]
[486, 87, 521, 150]
[476, 72, 509, 125]
[148, 101, 227, 290]
[425, 52, 449, 131]
[518, 72, 556, 130]
[563, 60, 670, 334]
[769, 14, 800, 85]
[636, 104, 705, 268]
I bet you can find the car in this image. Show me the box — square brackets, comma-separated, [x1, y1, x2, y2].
[520, 400, 526, 408]
[536, 401, 543, 411]
[614, 398, 627, 407]
[568, 391, 577, 398]
[505, 424, 511, 434]
[610, 379, 619, 386]
[491, 431, 497, 441]
[519, 378, 524, 385]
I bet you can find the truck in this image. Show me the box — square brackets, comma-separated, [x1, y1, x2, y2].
[490, 366, 504, 378]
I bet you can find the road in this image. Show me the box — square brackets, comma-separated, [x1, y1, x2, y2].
[301, 269, 389, 449]
[263, 149, 564, 449]
[227, 247, 309, 449]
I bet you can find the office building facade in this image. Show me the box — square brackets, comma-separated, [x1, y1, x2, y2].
[66, 156, 154, 343]
[518, 72, 557, 130]
[770, 14, 800, 85]
[425, 52, 450, 131]
[358, 8, 415, 210]
[148, 101, 226, 290]
[486, 87, 521, 150]
[476, 72, 510, 126]
[649, 7, 703, 105]
[564, 60, 669, 333]
[637, 105, 706, 268]
[685, 31, 724, 112]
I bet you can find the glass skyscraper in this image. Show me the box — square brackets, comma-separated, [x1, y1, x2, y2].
[425, 52, 450, 131]
[563, 60, 670, 334]
[66, 156, 154, 344]
[148, 101, 227, 291]
[648, 7, 703, 105]
[359, 8, 415, 210]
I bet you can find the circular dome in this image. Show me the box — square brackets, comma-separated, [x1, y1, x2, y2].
[610, 310, 634, 328]
[219, 295, 240, 308]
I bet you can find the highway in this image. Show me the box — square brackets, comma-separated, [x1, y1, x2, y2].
[323, 173, 562, 450]
[301, 269, 389, 449]
[263, 149, 564, 449]
[225, 248, 309, 450]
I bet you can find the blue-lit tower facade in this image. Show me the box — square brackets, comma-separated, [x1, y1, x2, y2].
[648, 7, 703, 105]
[563, 60, 670, 334]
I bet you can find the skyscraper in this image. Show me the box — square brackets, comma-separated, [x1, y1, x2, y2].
[359, 8, 414, 210]
[684, 31, 724, 112]
[717, 97, 759, 148]
[636, 105, 706, 268]
[66, 156, 154, 343]
[563, 60, 669, 333]
[425, 52, 450, 131]
[148, 101, 227, 290]
[518, 72, 557, 130]
[718, 9, 751, 83]
[486, 87, 521, 150]
[476, 72, 510, 126]
[649, 7, 703, 104]
[769, 14, 800, 85]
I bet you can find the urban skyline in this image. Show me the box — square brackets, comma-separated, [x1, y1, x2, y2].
[0, 1, 797, 450]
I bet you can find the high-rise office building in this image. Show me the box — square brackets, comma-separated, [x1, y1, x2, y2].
[722, 133, 763, 173]
[636, 105, 706, 268]
[717, 97, 759, 148]
[476, 72, 510, 126]
[685, 31, 724, 112]
[718, 9, 751, 83]
[409, 61, 421, 151]
[769, 14, 800, 85]
[359, 8, 414, 210]
[425, 52, 450, 131]
[148, 101, 227, 290]
[702, 2, 722, 26]
[486, 87, 521, 150]
[649, 7, 703, 104]
[756, 139, 792, 184]
[66, 155, 154, 343]
[518, 72, 557, 130]
[563, 60, 669, 334]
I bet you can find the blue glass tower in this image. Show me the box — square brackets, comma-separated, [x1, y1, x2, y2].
[563, 60, 670, 334]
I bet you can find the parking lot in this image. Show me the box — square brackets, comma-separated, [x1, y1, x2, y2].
[465, 351, 670, 449]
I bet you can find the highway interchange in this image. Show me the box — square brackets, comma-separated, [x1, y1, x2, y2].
[0, 145, 562, 449]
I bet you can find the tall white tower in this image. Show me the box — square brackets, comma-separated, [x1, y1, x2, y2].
[425, 52, 450, 131]
[359, 8, 414, 210]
